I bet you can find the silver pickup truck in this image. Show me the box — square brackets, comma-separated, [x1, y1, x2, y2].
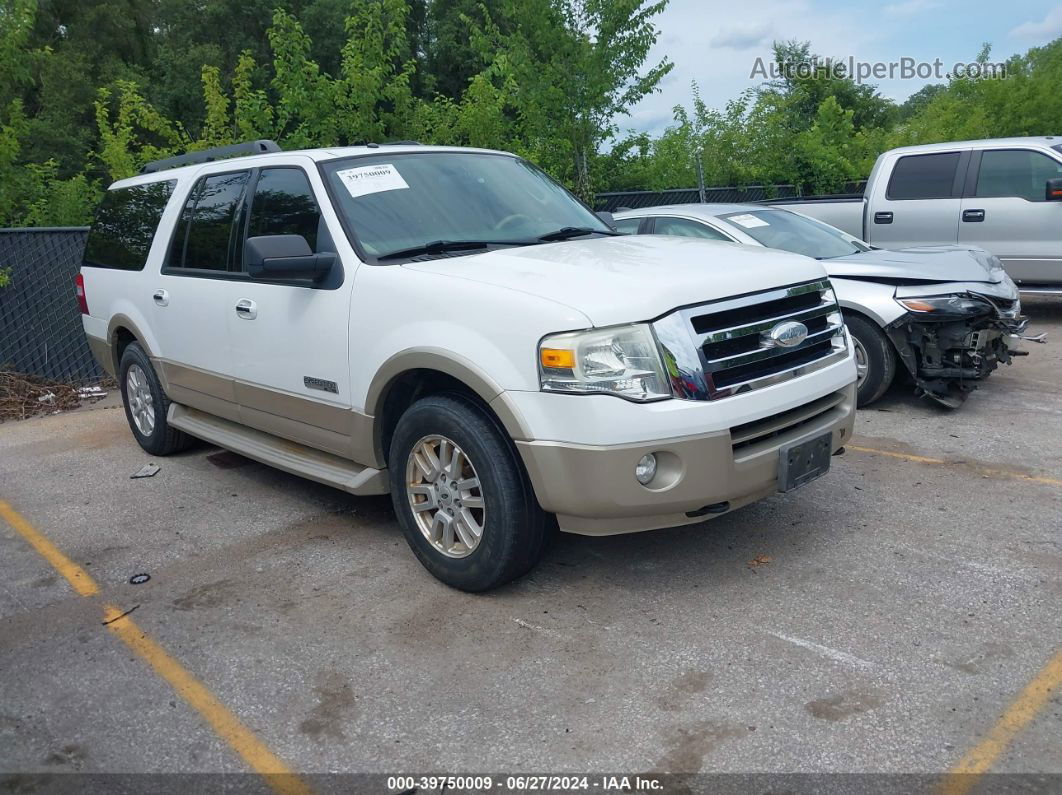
[773, 137, 1062, 291]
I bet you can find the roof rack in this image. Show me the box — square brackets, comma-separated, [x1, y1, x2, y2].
[140, 140, 282, 174]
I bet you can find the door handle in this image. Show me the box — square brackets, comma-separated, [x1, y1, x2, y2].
[962, 209, 985, 222]
[152, 289, 169, 307]
[234, 299, 257, 320]
[873, 211, 893, 224]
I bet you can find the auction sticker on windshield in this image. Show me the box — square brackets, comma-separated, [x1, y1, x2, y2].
[336, 163, 410, 199]
[729, 213, 770, 228]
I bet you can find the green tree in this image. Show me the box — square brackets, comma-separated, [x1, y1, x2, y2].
[467, 0, 672, 198]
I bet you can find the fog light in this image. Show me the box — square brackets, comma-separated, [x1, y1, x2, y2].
[635, 453, 657, 485]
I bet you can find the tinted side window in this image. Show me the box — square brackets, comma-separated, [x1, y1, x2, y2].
[976, 149, 1062, 202]
[83, 181, 176, 270]
[886, 152, 960, 200]
[653, 217, 732, 240]
[168, 171, 250, 271]
[246, 168, 321, 252]
[613, 217, 641, 235]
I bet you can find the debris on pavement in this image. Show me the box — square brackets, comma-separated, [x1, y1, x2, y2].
[101, 605, 140, 625]
[1, 370, 111, 422]
[130, 463, 160, 479]
[129, 573, 151, 585]
[747, 555, 772, 571]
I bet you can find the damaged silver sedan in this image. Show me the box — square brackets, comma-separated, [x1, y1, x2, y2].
[611, 204, 1046, 407]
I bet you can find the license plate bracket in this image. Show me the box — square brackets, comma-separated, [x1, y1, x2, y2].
[777, 431, 833, 492]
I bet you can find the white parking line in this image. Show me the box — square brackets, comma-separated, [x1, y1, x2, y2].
[768, 631, 876, 670]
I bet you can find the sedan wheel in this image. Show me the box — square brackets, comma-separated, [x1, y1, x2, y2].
[853, 335, 869, 387]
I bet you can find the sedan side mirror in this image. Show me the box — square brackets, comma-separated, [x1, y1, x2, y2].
[595, 210, 617, 228]
[245, 235, 335, 281]
[1046, 177, 1062, 201]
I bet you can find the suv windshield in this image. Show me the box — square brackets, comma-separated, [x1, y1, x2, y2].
[720, 209, 868, 259]
[322, 152, 613, 260]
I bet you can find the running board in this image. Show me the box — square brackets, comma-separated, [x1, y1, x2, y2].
[168, 404, 388, 496]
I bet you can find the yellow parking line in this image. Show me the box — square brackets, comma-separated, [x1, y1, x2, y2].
[0, 500, 100, 596]
[0, 499, 311, 795]
[941, 649, 1062, 795]
[848, 445, 1062, 487]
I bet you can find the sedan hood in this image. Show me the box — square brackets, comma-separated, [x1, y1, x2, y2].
[823, 245, 1004, 285]
[402, 236, 826, 327]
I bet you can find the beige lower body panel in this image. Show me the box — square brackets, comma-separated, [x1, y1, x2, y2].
[518, 384, 856, 536]
[86, 334, 115, 377]
[155, 359, 378, 465]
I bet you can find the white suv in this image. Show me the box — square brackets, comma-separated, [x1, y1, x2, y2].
[80, 141, 857, 591]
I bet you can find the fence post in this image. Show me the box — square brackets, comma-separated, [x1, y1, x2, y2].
[695, 148, 706, 204]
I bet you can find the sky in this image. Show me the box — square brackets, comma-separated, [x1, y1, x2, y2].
[624, 0, 1062, 136]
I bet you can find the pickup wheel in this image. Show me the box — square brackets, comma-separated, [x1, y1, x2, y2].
[119, 342, 194, 456]
[846, 316, 896, 407]
[388, 394, 548, 592]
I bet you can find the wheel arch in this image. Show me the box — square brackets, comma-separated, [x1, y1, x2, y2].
[106, 314, 157, 379]
[366, 349, 533, 467]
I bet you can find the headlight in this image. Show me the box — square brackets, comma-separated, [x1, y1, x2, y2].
[539, 323, 671, 402]
[896, 295, 993, 316]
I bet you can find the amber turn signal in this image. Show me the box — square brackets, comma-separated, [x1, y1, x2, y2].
[899, 299, 937, 312]
[540, 348, 576, 369]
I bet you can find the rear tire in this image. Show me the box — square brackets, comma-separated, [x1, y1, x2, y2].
[119, 342, 194, 455]
[388, 393, 548, 592]
[847, 315, 897, 407]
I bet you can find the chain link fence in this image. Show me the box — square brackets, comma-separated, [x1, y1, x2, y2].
[0, 227, 103, 384]
[595, 181, 866, 212]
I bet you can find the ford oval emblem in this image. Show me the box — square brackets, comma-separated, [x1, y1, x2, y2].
[768, 321, 808, 348]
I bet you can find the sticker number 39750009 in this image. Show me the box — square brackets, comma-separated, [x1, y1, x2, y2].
[335, 163, 410, 199]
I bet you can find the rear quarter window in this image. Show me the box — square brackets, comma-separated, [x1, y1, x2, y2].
[83, 180, 176, 270]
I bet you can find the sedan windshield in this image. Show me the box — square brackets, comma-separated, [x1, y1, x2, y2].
[720, 209, 869, 259]
[322, 152, 613, 260]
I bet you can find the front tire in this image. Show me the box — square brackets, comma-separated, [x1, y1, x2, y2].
[847, 315, 897, 407]
[388, 394, 548, 592]
[119, 342, 194, 455]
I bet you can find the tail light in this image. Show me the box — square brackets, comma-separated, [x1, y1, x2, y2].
[75, 273, 89, 315]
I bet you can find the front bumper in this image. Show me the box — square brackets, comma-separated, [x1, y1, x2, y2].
[516, 382, 856, 535]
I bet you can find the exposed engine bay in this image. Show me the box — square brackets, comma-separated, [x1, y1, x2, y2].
[884, 293, 1036, 408]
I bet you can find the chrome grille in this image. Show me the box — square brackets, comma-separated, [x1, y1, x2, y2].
[652, 280, 848, 401]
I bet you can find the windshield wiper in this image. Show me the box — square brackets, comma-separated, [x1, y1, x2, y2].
[537, 226, 618, 242]
[377, 240, 492, 261]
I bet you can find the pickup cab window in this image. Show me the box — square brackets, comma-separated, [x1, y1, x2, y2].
[322, 152, 611, 260]
[886, 152, 961, 200]
[167, 171, 251, 271]
[975, 149, 1062, 202]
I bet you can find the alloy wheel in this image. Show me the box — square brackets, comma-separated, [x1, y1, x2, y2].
[853, 336, 869, 386]
[125, 364, 155, 436]
[405, 435, 486, 558]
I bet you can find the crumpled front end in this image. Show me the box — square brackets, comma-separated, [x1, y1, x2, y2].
[884, 287, 1037, 407]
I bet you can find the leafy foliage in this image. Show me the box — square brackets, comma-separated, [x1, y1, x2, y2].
[0, 0, 1060, 225]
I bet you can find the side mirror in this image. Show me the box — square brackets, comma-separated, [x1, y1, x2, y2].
[245, 235, 335, 281]
[1047, 177, 1062, 201]
[595, 210, 617, 228]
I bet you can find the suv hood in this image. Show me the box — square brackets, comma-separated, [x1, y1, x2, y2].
[823, 245, 1004, 284]
[402, 236, 826, 327]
